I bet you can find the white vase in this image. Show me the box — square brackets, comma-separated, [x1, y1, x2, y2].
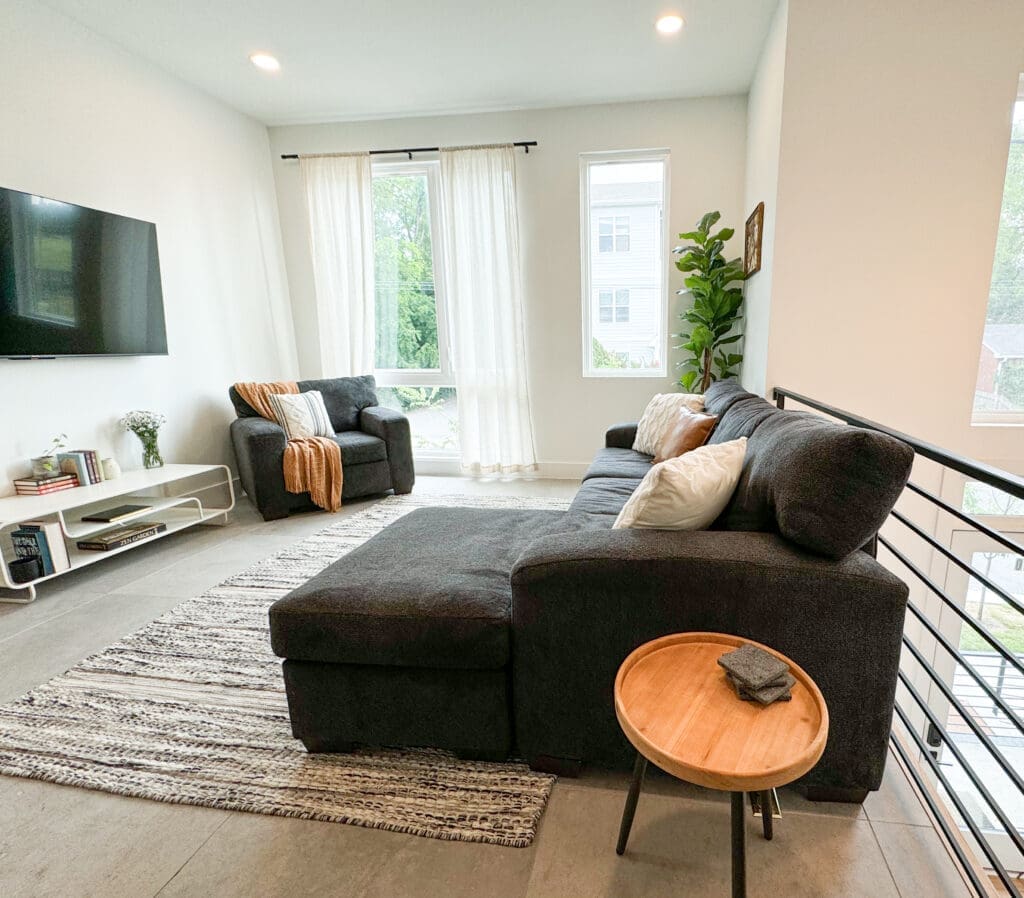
[101, 458, 121, 480]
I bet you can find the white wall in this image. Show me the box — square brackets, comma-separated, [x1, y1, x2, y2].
[763, 0, 1024, 470]
[269, 97, 747, 472]
[741, 0, 788, 398]
[0, 1, 297, 492]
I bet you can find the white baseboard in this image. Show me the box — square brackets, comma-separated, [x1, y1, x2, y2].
[414, 458, 588, 481]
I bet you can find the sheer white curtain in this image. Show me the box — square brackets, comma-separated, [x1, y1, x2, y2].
[299, 154, 375, 377]
[440, 145, 537, 473]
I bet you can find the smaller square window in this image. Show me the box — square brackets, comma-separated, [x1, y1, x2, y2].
[598, 216, 630, 253]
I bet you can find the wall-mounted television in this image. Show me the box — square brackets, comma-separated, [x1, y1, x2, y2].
[0, 186, 167, 358]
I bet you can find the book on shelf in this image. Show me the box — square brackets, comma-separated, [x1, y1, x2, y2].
[13, 473, 80, 495]
[57, 452, 91, 486]
[11, 527, 55, 575]
[70, 450, 103, 484]
[19, 521, 71, 572]
[76, 521, 167, 552]
[81, 504, 152, 523]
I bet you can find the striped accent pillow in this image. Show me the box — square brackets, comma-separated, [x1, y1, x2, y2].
[268, 391, 336, 440]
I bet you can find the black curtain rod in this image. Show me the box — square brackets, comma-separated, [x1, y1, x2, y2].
[280, 141, 537, 161]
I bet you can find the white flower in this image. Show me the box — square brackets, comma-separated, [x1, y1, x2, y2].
[120, 410, 166, 434]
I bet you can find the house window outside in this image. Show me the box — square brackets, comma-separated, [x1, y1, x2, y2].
[581, 150, 669, 377]
[598, 216, 630, 253]
[973, 95, 1024, 422]
[371, 160, 458, 455]
[598, 288, 630, 323]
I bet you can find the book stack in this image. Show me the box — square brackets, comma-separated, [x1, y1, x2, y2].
[56, 450, 105, 486]
[13, 473, 80, 496]
[717, 644, 796, 706]
[10, 520, 71, 576]
[77, 520, 166, 552]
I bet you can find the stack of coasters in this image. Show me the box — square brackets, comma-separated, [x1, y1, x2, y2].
[717, 643, 796, 705]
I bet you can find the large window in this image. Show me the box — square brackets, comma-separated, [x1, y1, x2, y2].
[974, 93, 1024, 422]
[581, 150, 668, 377]
[371, 161, 458, 454]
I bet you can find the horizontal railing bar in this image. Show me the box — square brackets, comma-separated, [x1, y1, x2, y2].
[877, 535, 1024, 678]
[903, 600, 1024, 735]
[900, 636, 1024, 798]
[892, 704, 1021, 896]
[891, 509, 1024, 619]
[898, 671, 1024, 858]
[905, 481, 1024, 556]
[889, 734, 994, 897]
[772, 387, 1024, 501]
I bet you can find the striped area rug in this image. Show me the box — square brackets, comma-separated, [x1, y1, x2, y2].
[0, 494, 569, 847]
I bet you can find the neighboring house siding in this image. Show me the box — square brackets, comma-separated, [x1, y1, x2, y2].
[590, 201, 662, 366]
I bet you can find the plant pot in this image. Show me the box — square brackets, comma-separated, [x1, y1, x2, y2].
[31, 455, 60, 478]
[9, 557, 42, 584]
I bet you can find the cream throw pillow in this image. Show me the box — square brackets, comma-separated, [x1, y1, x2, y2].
[268, 391, 336, 440]
[633, 393, 705, 455]
[614, 438, 747, 531]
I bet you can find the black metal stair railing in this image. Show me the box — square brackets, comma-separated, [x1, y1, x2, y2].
[773, 387, 1024, 897]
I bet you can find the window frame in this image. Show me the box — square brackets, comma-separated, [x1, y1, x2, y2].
[370, 158, 454, 390]
[580, 148, 670, 378]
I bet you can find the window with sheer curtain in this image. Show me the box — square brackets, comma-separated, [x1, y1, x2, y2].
[974, 94, 1024, 423]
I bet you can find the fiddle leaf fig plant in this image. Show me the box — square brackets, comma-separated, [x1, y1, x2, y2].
[673, 210, 746, 393]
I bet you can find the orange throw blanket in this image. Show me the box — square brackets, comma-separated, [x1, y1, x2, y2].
[234, 381, 343, 513]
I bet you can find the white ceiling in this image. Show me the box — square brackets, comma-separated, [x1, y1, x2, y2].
[41, 0, 779, 126]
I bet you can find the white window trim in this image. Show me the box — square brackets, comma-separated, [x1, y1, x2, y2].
[580, 148, 669, 378]
[370, 158, 454, 391]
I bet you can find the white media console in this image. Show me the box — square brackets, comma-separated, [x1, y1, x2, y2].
[0, 464, 235, 603]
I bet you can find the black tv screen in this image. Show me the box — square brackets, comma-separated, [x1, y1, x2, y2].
[0, 186, 167, 358]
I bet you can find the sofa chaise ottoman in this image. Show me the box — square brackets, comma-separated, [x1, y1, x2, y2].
[268, 380, 915, 802]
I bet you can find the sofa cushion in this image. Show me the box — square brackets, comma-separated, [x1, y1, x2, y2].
[716, 409, 914, 559]
[583, 447, 654, 481]
[334, 431, 387, 465]
[703, 379, 758, 417]
[269, 507, 574, 670]
[299, 375, 378, 432]
[569, 477, 641, 517]
[708, 395, 779, 444]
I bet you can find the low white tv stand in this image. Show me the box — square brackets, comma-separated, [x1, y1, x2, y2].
[0, 464, 235, 604]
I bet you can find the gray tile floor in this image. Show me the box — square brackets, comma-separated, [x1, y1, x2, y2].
[0, 477, 972, 897]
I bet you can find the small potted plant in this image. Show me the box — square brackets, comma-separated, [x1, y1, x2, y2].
[31, 433, 68, 478]
[120, 411, 167, 469]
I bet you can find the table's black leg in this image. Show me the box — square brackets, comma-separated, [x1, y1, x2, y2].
[731, 791, 747, 898]
[761, 789, 774, 841]
[616, 752, 648, 855]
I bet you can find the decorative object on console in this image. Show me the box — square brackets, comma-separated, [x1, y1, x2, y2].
[673, 210, 746, 392]
[120, 410, 166, 469]
[718, 643, 794, 705]
[613, 437, 747, 531]
[31, 433, 68, 478]
[632, 393, 705, 455]
[745, 201, 764, 277]
[13, 473, 79, 496]
[101, 458, 121, 480]
[8, 557, 41, 584]
[652, 408, 718, 464]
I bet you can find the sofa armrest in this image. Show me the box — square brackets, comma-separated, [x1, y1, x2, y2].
[510, 528, 908, 790]
[360, 406, 415, 494]
[605, 422, 638, 449]
[230, 417, 290, 520]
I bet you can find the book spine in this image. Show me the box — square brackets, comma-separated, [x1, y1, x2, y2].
[15, 481, 79, 495]
[11, 530, 53, 575]
[77, 524, 166, 552]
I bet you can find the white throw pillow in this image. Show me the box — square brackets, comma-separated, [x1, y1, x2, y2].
[633, 393, 705, 455]
[268, 391, 336, 440]
[613, 438, 747, 531]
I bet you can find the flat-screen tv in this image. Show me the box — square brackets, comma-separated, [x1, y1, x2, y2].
[0, 186, 167, 358]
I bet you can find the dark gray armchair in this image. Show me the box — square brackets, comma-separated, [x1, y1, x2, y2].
[229, 375, 414, 521]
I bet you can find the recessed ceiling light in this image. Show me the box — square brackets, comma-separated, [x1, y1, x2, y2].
[655, 14, 684, 35]
[249, 52, 281, 73]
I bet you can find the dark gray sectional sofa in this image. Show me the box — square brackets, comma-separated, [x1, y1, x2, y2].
[229, 375, 415, 520]
[269, 380, 915, 801]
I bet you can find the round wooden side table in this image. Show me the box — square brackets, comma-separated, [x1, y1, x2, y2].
[613, 632, 829, 898]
